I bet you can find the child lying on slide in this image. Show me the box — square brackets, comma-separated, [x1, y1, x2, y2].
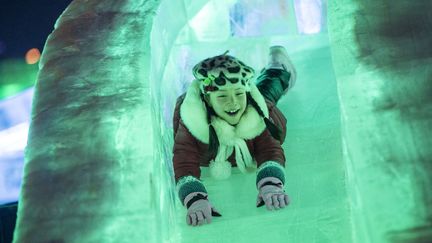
[172, 46, 297, 226]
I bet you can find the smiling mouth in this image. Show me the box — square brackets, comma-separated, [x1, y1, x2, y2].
[226, 109, 239, 116]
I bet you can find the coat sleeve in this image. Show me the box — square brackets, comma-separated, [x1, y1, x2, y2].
[267, 101, 287, 145]
[173, 93, 186, 138]
[253, 129, 286, 167]
[173, 120, 202, 182]
[254, 129, 287, 188]
[254, 100, 287, 188]
[172, 97, 208, 205]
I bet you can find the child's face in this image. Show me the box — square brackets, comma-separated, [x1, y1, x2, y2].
[207, 87, 247, 126]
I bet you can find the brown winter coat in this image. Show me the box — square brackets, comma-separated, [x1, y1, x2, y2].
[172, 80, 287, 182]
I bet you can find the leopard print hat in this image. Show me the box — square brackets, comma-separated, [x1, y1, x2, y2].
[192, 51, 255, 94]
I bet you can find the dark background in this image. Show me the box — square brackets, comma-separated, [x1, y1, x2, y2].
[0, 0, 73, 59]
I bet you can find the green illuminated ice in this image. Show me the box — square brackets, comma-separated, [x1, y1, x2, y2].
[12, 0, 432, 243]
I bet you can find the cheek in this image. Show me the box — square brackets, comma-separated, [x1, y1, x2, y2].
[240, 97, 247, 107]
[210, 99, 224, 112]
[208, 96, 217, 107]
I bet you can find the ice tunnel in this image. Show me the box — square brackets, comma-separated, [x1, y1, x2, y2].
[9, 0, 432, 242]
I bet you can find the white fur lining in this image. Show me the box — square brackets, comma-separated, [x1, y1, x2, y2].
[180, 79, 269, 180]
[180, 79, 269, 144]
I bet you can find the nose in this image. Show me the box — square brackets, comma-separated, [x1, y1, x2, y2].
[227, 94, 238, 107]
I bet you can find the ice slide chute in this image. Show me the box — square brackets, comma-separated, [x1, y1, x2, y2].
[12, 0, 432, 242]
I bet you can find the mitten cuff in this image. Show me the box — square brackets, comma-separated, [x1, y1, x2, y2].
[257, 177, 283, 190]
[256, 161, 285, 188]
[184, 191, 208, 209]
[176, 175, 208, 206]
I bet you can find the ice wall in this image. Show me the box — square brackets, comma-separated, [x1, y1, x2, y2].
[148, 0, 210, 241]
[328, 1, 432, 242]
[13, 0, 164, 242]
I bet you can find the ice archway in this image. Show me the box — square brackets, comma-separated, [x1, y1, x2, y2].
[12, 0, 432, 242]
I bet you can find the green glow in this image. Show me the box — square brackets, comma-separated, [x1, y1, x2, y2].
[0, 59, 38, 99]
[11, 0, 431, 242]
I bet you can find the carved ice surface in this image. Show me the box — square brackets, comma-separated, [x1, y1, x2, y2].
[4, 0, 430, 243]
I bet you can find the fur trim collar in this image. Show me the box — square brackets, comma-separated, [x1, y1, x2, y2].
[180, 79, 269, 144]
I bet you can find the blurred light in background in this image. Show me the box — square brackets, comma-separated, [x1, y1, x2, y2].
[25, 48, 41, 64]
[187, 0, 325, 41]
[0, 88, 33, 204]
[0, 60, 38, 99]
[293, 0, 324, 34]
[0, 123, 28, 204]
[229, 0, 294, 37]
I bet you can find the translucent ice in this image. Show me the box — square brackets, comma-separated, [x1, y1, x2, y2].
[11, 0, 431, 242]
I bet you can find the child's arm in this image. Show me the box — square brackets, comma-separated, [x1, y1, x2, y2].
[172, 93, 207, 204]
[253, 130, 290, 209]
[173, 120, 222, 225]
[253, 100, 288, 188]
[173, 120, 206, 205]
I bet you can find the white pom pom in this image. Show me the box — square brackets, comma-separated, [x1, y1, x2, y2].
[209, 160, 232, 180]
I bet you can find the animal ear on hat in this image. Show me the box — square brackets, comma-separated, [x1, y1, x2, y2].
[193, 59, 209, 80]
[238, 62, 255, 81]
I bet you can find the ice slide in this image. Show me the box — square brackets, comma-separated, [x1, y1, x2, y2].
[8, 0, 432, 243]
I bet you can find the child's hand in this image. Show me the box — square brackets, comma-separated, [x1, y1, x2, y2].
[184, 192, 222, 226]
[256, 177, 290, 210]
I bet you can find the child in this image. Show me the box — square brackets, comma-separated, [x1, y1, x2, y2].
[172, 46, 297, 226]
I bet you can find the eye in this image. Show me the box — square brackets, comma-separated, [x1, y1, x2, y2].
[218, 95, 227, 98]
[236, 93, 244, 96]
